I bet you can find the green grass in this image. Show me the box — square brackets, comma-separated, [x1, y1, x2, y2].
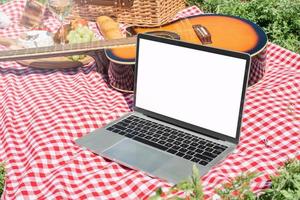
[187, 0, 300, 53]
[0, 163, 5, 197]
[258, 159, 300, 200]
[149, 159, 300, 199]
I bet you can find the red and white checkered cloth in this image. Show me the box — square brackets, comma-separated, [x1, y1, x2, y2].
[0, 1, 299, 199]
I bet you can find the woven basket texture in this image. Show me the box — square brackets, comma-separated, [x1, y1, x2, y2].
[71, 0, 186, 27]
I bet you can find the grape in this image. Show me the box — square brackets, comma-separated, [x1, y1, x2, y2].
[72, 36, 81, 43]
[76, 26, 86, 36]
[67, 30, 76, 39]
[69, 55, 79, 61]
[67, 25, 97, 61]
[79, 55, 85, 59]
[81, 34, 91, 43]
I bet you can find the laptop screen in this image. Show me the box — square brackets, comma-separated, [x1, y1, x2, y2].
[134, 35, 249, 141]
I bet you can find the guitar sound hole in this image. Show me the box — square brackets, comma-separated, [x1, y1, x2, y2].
[146, 31, 180, 40]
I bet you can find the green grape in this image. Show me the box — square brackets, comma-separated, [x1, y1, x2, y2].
[88, 29, 94, 37]
[76, 26, 86, 36]
[68, 55, 79, 61]
[67, 31, 81, 44]
[79, 55, 86, 59]
[83, 26, 91, 32]
[81, 35, 91, 43]
[67, 30, 76, 38]
[67, 25, 98, 61]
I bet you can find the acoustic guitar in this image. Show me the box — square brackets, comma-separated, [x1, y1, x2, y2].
[101, 14, 268, 92]
[105, 14, 267, 63]
[0, 14, 267, 93]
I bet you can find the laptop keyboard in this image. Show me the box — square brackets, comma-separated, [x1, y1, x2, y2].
[106, 115, 228, 166]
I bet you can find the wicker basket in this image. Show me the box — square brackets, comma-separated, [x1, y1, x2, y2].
[71, 0, 186, 27]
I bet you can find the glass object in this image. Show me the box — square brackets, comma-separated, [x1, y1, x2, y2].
[20, 0, 47, 28]
[47, 0, 73, 44]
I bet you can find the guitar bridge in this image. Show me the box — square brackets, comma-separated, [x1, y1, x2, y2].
[193, 25, 212, 45]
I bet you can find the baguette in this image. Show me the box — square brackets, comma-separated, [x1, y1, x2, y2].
[96, 16, 124, 40]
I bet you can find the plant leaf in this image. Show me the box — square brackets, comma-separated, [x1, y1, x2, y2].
[174, 181, 194, 191]
[149, 188, 164, 200]
[280, 190, 294, 199]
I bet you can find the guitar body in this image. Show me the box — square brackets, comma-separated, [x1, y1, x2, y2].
[104, 14, 268, 92]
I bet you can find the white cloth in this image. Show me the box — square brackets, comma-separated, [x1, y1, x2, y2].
[18, 31, 54, 48]
[0, 11, 11, 28]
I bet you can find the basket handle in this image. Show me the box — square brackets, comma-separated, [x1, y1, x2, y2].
[75, 0, 134, 8]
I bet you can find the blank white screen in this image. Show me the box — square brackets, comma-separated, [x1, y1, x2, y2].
[135, 39, 247, 138]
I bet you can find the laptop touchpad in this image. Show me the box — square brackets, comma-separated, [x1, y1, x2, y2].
[103, 139, 172, 172]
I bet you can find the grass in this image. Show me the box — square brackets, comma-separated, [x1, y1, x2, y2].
[0, 163, 5, 197]
[186, 0, 300, 53]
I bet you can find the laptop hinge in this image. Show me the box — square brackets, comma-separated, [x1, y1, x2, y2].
[143, 113, 227, 143]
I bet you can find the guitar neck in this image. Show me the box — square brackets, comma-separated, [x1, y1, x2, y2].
[0, 37, 137, 62]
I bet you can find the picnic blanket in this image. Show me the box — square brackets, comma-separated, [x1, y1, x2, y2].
[0, 0, 299, 199]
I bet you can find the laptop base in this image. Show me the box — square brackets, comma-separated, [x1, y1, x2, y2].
[76, 113, 235, 183]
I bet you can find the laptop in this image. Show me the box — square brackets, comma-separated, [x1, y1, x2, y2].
[76, 34, 251, 183]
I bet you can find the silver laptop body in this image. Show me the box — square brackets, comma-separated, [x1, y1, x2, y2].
[76, 34, 251, 183]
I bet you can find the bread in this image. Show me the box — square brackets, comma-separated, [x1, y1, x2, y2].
[53, 18, 88, 44]
[96, 16, 124, 40]
[53, 24, 71, 44]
